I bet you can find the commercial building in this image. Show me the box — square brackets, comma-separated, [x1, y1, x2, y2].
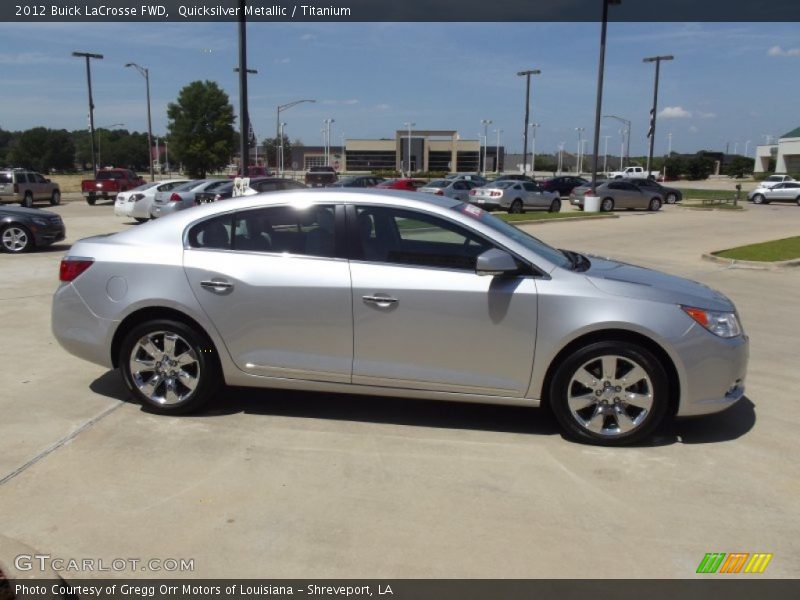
[754, 126, 800, 174]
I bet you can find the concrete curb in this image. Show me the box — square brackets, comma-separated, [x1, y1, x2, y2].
[510, 214, 619, 226]
[702, 253, 800, 270]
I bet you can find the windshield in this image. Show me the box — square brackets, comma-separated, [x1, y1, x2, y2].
[426, 180, 449, 188]
[451, 203, 570, 269]
[765, 175, 781, 182]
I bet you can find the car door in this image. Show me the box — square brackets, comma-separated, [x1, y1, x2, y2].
[770, 183, 794, 201]
[183, 203, 353, 383]
[522, 182, 549, 209]
[348, 204, 538, 397]
[33, 173, 50, 200]
[618, 181, 642, 208]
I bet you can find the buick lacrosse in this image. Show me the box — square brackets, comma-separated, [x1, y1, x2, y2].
[52, 191, 748, 445]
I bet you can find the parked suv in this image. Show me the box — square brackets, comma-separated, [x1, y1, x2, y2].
[0, 169, 61, 207]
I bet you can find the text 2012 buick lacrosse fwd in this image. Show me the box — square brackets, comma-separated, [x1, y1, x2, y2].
[52, 191, 748, 445]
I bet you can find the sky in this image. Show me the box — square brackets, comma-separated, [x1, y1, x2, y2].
[0, 21, 798, 157]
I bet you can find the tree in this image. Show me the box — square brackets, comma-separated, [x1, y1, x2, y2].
[167, 80, 236, 178]
[723, 156, 755, 179]
[662, 155, 686, 180]
[262, 134, 293, 170]
[684, 155, 715, 180]
[8, 127, 75, 172]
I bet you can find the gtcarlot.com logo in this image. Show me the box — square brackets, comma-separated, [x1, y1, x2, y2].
[696, 552, 773, 574]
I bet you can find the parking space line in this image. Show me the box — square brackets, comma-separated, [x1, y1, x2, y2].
[0, 401, 123, 487]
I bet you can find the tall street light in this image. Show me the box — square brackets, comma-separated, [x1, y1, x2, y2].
[557, 142, 565, 174]
[575, 127, 585, 173]
[323, 119, 335, 166]
[278, 122, 287, 175]
[125, 62, 154, 181]
[643, 54, 674, 174]
[72, 51, 104, 178]
[494, 129, 502, 174]
[481, 119, 492, 176]
[403, 122, 415, 176]
[517, 69, 541, 175]
[529, 123, 540, 176]
[589, 0, 621, 195]
[236, 0, 252, 176]
[603, 114, 631, 167]
[744, 140, 751, 158]
[276, 99, 316, 169]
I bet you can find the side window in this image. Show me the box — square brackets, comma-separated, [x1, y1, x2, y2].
[256, 181, 279, 192]
[35, 174, 47, 183]
[522, 183, 537, 192]
[187, 214, 233, 250]
[453, 181, 466, 190]
[232, 204, 336, 258]
[354, 206, 493, 270]
[608, 182, 622, 190]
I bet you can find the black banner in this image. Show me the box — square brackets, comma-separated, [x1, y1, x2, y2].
[3, 0, 800, 22]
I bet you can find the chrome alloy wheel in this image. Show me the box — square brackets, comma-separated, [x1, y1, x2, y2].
[129, 331, 200, 405]
[566, 355, 654, 437]
[2, 227, 29, 252]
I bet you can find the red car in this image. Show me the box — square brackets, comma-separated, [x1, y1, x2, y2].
[80, 169, 145, 205]
[375, 178, 427, 191]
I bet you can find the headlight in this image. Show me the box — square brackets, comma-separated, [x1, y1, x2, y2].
[682, 306, 742, 338]
[32, 217, 49, 227]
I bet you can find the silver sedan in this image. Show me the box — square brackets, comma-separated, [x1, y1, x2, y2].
[52, 191, 748, 446]
[150, 179, 230, 218]
[419, 179, 479, 202]
[748, 181, 800, 205]
[470, 181, 561, 213]
[571, 180, 663, 212]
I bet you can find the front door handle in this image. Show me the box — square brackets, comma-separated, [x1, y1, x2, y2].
[200, 279, 234, 293]
[363, 294, 398, 308]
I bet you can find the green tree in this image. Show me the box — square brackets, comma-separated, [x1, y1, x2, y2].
[8, 127, 75, 172]
[723, 156, 755, 179]
[262, 134, 293, 170]
[684, 155, 715, 180]
[662, 155, 686, 179]
[167, 80, 236, 177]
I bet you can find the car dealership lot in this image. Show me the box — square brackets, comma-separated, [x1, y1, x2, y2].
[0, 201, 798, 578]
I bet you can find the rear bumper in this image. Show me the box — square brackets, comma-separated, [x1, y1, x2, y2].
[51, 283, 116, 368]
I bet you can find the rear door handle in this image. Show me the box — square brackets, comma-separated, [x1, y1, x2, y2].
[200, 279, 234, 292]
[363, 295, 398, 307]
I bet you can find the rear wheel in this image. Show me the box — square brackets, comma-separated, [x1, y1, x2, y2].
[86, 195, 96, 206]
[549, 341, 669, 446]
[50, 190, 61, 205]
[21, 192, 33, 208]
[509, 199, 524, 214]
[1, 224, 34, 253]
[548, 198, 561, 213]
[119, 319, 220, 415]
[600, 197, 614, 212]
[648, 197, 662, 211]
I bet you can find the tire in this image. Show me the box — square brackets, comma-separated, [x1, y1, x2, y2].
[21, 192, 33, 208]
[600, 197, 614, 212]
[648, 197, 662, 211]
[548, 198, 561, 213]
[752, 194, 765, 205]
[548, 341, 670, 446]
[1, 224, 34, 253]
[50, 190, 61, 206]
[509, 199, 523, 214]
[119, 319, 220, 415]
[86, 195, 96, 206]
[134, 217, 148, 223]
[665, 193, 677, 205]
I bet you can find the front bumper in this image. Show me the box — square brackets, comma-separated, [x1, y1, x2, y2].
[32, 224, 65, 247]
[52, 283, 116, 368]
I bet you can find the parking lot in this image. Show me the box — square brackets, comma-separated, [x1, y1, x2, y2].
[1, 199, 798, 578]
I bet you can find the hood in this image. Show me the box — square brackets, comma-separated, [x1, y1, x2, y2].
[584, 255, 734, 312]
[0, 206, 58, 218]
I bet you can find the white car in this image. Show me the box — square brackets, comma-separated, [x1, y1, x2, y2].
[114, 179, 189, 222]
[758, 174, 795, 190]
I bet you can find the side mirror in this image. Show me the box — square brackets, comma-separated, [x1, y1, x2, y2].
[476, 248, 519, 276]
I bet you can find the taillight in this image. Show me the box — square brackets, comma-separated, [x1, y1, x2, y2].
[491, 191, 501, 197]
[469, 189, 476, 195]
[583, 190, 592, 196]
[60, 258, 94, 282]
[169, 193, 181, 202]
[435, 190, 444, 196]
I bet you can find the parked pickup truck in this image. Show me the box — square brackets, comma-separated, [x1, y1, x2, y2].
[304, 166, 338, 187]
[81, 169, 145, 205]
[607, 166, 659, 180]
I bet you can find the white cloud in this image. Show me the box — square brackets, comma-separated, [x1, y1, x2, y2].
[768, 45, 800, 56]
[689, 125, 699, 133]
[659, 106, 692, 119]
[696, 111, 716, 119]
[374, 104, 390, 111]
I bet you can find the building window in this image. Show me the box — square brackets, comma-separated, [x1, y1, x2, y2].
[304, 155, 327, 169]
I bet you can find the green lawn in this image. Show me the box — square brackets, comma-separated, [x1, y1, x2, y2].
[681, 188, 746, 201]
[498, 212, 612, 222]
[681, 201, 744, 211]
[713, 236, 800, 262]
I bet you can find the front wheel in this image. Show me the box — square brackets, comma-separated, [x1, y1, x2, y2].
[548, 198, 561, 213]
[665, 193, 677, 204]
[508, 199, 523, 214]
[134, 217, 148, 223]
[119, 319, 220, 415]
[648, 197, 662, 211]
[50, 190, 61, 205]
[21, 192, 33, 208]
[1, 224, 34, 253]
[549, 341, 670, 446]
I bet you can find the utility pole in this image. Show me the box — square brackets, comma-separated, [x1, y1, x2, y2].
[237, 0, 250, 176]
[643, 54, 674, 174]
[481, 119, 492, 176]
[529, 123, 540, 176]
[558, 142, 565, 174]
[575, 127, 585, 173]
[72, 51, 104, 178]
[403, 122, 415, 176]
[125, 63, 154, 181]
[494, 129, 502, 174]
[517, 69, 541, 175]
[603, 135, 611, 173]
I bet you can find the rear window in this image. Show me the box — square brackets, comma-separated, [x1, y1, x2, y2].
[173, 180, 203, 191]
[0, 173, 12, 184]
[96, 171, 124, 180]
[492, 181, 516, 189]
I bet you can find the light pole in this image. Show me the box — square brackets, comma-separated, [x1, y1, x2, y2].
[575, 127, 585, 173]
[582, 139, 589, 174]
[667, 132, 673, 155]
[403, 122, 415, 176]
[125, 62, 154, 181]
[72, 51, 104, 178]
[234, 66, 258, 172]
[603, 135, 611, 173]
[529, 123, 540, 176]
[643, 54, 674, 174]
[236, 0, 251, 176]
[517, 69, 541, 175]
[322, 119, 335, 165]
[603, 115, 631, 168]
[494, 129, 502, 173]
[745, 140, 751, 158]
[481, 119, 492, 175]
[558, 142, 565, 174]
[733, 141, 739, 156]
[278, 122, 287, 175]
[276, 100, 316, 170]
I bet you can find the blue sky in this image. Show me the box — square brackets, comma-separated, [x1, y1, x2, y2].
[0, 21, 798, 156]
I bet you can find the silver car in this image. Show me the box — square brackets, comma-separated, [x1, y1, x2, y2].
[52, 191, 748, 446]
[0, 169, 61, 207]
[571, 180, 663, 212]
[150, 179, 229, 218]
[470, 181, 561, 213]
[748, 181, 800, 205]
[419, 179, 479, 201]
